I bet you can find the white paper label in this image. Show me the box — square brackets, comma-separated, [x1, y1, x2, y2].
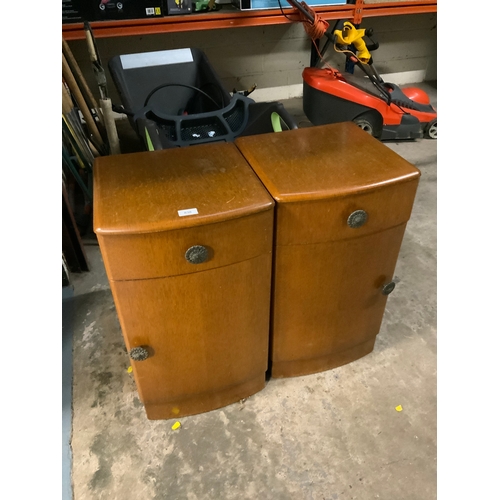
[178, 208, 198, 217]
[120, 49, 194, 70]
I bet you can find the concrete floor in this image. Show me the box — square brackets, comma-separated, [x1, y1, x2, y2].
[64, 82, 437, 500]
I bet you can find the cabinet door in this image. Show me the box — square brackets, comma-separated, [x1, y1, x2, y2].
[110, 254, 272, 418]
[272, 223, 407, 373]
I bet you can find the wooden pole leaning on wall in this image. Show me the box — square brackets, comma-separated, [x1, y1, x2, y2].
[62, 38, 105, 127]
[83, 23, 121, 155]
[62, 81, 74, 116]
[62, 53, 106, 154]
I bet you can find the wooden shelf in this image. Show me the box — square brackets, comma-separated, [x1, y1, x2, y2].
[62, 1, 437, 41]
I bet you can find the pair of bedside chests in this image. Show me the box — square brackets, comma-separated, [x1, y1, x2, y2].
[93, 122, 421, 420]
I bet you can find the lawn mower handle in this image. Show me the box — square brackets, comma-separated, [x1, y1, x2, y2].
[285, 0, 377, 51]
[284, 0, 392, 103]
[285, 0, 314, 22]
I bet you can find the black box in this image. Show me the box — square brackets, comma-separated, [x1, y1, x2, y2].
[164, 0, 192, 15]
[62, 0, 91, 23]
[88, 0, 164, 21]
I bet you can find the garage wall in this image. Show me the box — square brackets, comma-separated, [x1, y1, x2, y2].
[66, 12, 436, 105]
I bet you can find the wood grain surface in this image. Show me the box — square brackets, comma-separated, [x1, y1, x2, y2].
[94, 142, 275, 419]
[93, 142, 274, 234]
[97, 210, 274, 281]
[270, 223, 410, 377]
[110, 254, 272, 419]
[236, 123, 421, 377]
[235, 122, 420, 202]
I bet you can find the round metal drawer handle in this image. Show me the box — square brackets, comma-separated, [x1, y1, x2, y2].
[129, 346, 149, 361]
[185, 245, 209, 264]
[347, 210, 368, 228]
[382, 281, 396, 295]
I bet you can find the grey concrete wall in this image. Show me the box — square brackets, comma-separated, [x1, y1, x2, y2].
[66, 12, 436, 104]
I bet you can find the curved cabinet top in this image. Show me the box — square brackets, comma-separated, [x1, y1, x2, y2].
[93, 142, 274, 235]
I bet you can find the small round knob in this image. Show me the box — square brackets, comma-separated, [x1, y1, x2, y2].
[382, 281, 396, 295]
[347, 210, 368, 228]
[129, 346, 149, 361]
[185, 245, 209, 264]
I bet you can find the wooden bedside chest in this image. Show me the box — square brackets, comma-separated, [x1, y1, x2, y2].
[93, 142, 275, 419]
[235, 123, 421, 378]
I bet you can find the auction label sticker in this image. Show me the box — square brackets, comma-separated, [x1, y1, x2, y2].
[178, 208, 199, 217]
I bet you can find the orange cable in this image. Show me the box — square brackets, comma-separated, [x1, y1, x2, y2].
[293, 3, 335, 71]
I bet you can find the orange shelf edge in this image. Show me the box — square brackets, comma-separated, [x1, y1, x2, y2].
[358, 1, 437, 20]
[62, 1, 437, 41]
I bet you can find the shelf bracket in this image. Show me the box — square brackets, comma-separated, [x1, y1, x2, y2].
[353, 0, 364, 24]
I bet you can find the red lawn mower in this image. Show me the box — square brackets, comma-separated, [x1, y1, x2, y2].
[284, 0, 437, 140]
